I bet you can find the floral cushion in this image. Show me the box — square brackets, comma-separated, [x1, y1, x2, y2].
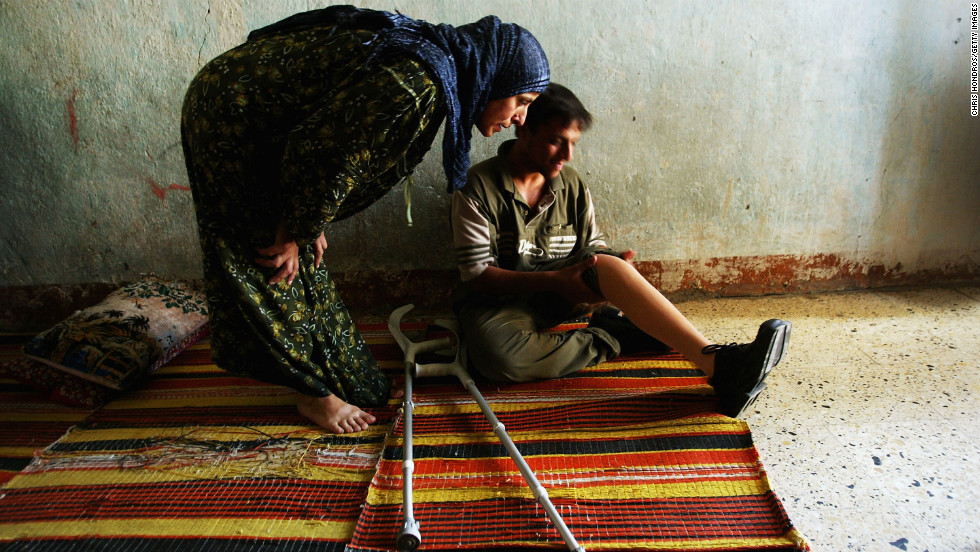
[23, 277, 209, 391]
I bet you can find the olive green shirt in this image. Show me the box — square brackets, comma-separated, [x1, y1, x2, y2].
[452, 140, 614, 283]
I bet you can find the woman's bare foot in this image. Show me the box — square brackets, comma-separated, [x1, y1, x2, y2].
[296, 393, 376, 434]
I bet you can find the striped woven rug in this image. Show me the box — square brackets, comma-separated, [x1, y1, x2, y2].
[0, 336, 95, 487]
[0, 321, 808, 551]
[349, 348, 808, 552]
[0, 324, 404, 551]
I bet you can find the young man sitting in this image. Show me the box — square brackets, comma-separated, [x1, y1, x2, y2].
[451, 83, 790, 418]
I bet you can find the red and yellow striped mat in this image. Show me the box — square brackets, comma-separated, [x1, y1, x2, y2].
[0, 322, 808, 551]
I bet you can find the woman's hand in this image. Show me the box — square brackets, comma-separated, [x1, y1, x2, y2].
[255, 223, 300, 286]
[313, 232, 328, 268]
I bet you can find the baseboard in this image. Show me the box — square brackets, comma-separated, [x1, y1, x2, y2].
[2, 254, 977, 332]
[634, 253, 980, 297]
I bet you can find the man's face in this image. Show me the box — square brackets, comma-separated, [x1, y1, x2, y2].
[518, 118, 582, 179]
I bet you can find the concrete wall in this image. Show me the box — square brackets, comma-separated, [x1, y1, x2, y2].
[1, 1, 978, 309]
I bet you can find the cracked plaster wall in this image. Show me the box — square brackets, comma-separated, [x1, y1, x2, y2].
[1, 0, 977, 292]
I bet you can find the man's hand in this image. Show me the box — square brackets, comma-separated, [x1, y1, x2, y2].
[555, 255, 606, 305]
[255, 222, 300, 286]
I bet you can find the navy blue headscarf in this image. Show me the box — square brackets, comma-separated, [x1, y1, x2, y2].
[249, 6, 550, 192]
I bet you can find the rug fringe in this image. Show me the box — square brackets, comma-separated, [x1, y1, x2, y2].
[788, 527, 812, 550]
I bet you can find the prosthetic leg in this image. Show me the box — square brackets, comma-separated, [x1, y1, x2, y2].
[388, 304, 586, 552]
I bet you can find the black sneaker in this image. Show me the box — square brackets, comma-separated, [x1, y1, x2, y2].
[706, 319, 791, 418]
[587, 305, 671, 355]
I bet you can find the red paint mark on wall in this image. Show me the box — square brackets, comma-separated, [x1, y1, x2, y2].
[149, 179, 166, 200]
[148, 179, 191, 201]
[67, 90, 79, 151]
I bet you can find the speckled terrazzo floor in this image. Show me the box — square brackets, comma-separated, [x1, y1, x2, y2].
[676, 285, 980, 552]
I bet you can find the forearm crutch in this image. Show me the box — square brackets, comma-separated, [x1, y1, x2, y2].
[388, 304, 586, 552]
[387, 305, 454, 551]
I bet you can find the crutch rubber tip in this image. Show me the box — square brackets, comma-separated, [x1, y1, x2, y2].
[396, 522, 421, 551]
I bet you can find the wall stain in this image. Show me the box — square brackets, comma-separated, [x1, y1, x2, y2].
[67, 90, 79, 151]
[635, 253, 978, 297]
[148, 178, 191, 201]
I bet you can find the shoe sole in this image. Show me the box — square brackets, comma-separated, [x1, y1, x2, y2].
[755, 319, 791, 386]
[729, 381, 767, 418]
[723, 320, 790, 418]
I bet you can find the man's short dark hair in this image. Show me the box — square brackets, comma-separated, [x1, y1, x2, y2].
[523, 83, 593, 134]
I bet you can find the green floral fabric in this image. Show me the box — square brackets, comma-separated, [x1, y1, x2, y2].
[181, 25, 442, 404]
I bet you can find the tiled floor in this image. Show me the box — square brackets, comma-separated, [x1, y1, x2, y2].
[676, 285, 980, 552]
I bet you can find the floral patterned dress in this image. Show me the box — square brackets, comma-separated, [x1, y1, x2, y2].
[181, 24, 443, 405]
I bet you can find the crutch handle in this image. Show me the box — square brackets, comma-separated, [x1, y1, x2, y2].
[388, 304, 416, 352]
[415, 361, 465, 378]
[389, 305, 455, 364]
[412, 336, 454, 357]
